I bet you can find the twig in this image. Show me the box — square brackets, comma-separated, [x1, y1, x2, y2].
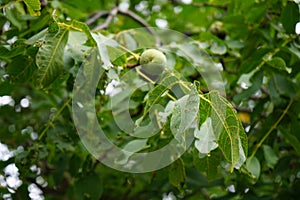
[135, 68, 177, 101]
[249, 98, 294, 159]
[38, 98, 72, 140]
[93, 7, 119, 31]
[118, 9, 162, 45]
[86, 11, 109, 26]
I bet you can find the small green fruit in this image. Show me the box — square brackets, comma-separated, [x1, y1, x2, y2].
[140, 49, 167, 66]
[209, 21, 226, 39]
[139, 49, 167, 81]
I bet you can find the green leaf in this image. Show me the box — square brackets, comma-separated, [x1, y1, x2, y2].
[143, 70, 183, 117]
[280, 1, 300, 34]
[73, 173, 103, 200]
[35, 26, 69, 88]
[210, 41, 227, 55]
[6, 54, 37, 82]
[280, 132, 300, 156]
[71, 20, 97, 46]
[168, 158, 186, 190]
[123, 139, 148, 153]
[193, 149, 222, 181]
[170, 86, 200, 143]
[194, 117, 218, 154]
[0, 46, 10, 59]
[5, 7, 23, 30]
[23, 0, 41, 16]
[234, 70, 264, 104]
[262, 145, 278, 169]
[266, 57, 291, 73]
[116, 139, 149, 165]
[268, 74, 296, 103]
[91, 33, 118, 70]
[246, 157, 261, 179]
[203, 91, 248, 171]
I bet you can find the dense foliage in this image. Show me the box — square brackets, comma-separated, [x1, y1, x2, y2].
[0, 0, 300, 199]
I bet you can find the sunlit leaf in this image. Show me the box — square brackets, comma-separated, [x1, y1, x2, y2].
[170, 86, 200, 143]
[202, 91, 248, 170]
[35, 26, 69, 88]
[194, 117, 218, 154]
[143, 70, 183, 117]
[266, 57, 291, 73]
[71, 20, 97, 46]
[23, 0, 41, 16]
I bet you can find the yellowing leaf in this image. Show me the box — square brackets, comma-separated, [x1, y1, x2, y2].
[23, 0, 41, 16]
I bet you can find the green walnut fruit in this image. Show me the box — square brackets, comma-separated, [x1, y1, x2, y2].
[139, 49, 167, 80]
[209, 21, 226, 39]
[140, 49, 167, 66]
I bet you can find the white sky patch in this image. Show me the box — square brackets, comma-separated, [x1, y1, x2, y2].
[162, 192, 176, 200]
[119, 1, 129, 12]
[20, 98, 30, 108]
[105, 80, 122, 97]
[3, 21, 10, 32]
[215, 63, 224, 71]
[295, 22, 300, 35]
[30, 132, 38, 140]
[174, 6, 183, 14]
[245, 125, 251, 133]
[1, 61, 7, 68]
[15, 105, 21, 112]
[36, 176, 47, 188]
[0, 96, 15, 107]
[28, 183, 44, 200]
[155, 19, 168, 28]
[4, 164, 19, 177]
[240, 82, 248, 89]
[4, 164, 23, 192]
[7, 36, 17, 45]
[227, 184, 236, 193]
[2, 193, 12, 200]
[0, 175, 7, 187]
[0, 143, 14, 161]
[135, 1, 148, 12]
[181, 0, 192, 4]
[30, 165, 41, 176]
[152, 5, 161, 12]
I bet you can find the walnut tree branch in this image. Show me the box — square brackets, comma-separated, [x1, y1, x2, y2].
[86, 11, 110, 26]
[93, 7, 119, 31]
[118, 9, 162, 45]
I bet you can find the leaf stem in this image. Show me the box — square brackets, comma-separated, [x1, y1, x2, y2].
[249, 98, 294, 159]
[255, 35, 297, 72]
[135, 68, 177, 101]
[38, 98, 72, 140]
[119, 45, 140, 60]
